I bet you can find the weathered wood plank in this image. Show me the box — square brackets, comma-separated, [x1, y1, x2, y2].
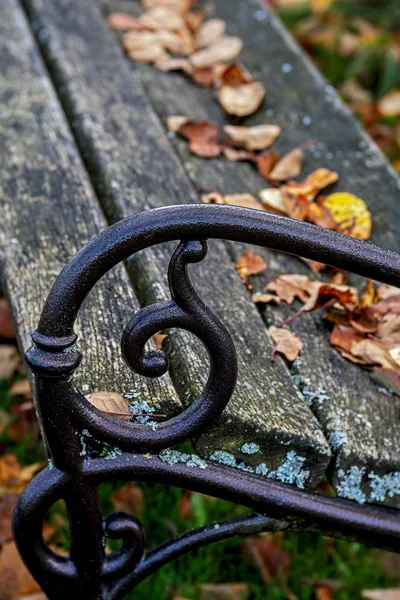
[99, 0, 400, 506]
[0, 0, 180, 427]
[21, 0, 332, 485]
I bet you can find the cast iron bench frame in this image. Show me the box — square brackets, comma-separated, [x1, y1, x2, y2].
[13, 204, 400, 600]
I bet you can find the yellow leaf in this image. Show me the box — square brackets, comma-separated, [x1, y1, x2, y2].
[323, 192, 372, 240]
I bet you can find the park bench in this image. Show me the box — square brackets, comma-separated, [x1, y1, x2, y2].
[0, 0, 400, 597]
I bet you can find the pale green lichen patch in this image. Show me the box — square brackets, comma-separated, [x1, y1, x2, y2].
[100, 443, 122, 460]
[328, 431, 348, 451]
[368, 471, 400, 502]
[336, 466, 367, 504]
[268, 450, 310, 489]
[159, 449, 207, 469]
[241, 443, 260, 455]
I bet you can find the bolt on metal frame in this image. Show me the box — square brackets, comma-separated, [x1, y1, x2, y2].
[13, 205, 400, 599]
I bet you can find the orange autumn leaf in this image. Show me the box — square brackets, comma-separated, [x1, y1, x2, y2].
[268, 148, 304, 182]
[256, 150, 281, 179]
[284, 168, 339, 202]
[176, 119, 221, 157]
[269, 326, 304, 362]
[235, 251, 267, 279]
[301, 283, 359, 313]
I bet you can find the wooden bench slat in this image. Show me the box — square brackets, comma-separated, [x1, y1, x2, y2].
[21, 0, 332, 485]
[98, 0, 400, 506]
[0, 0, 181, 425]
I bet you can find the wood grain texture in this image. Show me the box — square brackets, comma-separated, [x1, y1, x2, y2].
[0, 0, 180, 427]
[21, 0, 332, 485]
[98, 0, 400, 506]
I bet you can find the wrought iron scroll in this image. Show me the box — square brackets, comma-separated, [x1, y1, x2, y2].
[13, 205, 400, 600]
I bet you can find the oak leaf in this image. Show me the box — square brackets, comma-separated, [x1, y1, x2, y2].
[266, 274, 316, 304]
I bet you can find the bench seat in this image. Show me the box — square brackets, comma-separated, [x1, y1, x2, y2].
[0, 0, 399, 508]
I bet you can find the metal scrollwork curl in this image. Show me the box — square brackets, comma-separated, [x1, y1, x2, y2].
[14, 205, 400, 600]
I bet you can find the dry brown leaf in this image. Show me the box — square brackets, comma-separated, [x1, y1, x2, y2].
[0, 495, 17, 545]
[0, 540, 42, 599]
[243, 536, 291, 584]
[283, 168, 339, 202]
[256, 150, 281, 179]
[142, 0, 192, 12]
[363, 590, 400, 600]
[124, 30, 191, 57]
[190, 37, 243, 69]
[252, 292, 281, 304]
[167, 115, 189, 132]
[199, 582, 250, 600]
[9, 379, 31, 397]
[378, 90, 400, 117]
[266, 274, 316, 304]
[0, 454, 43, 498]
[306, 201, 337, 230]
[185, 11, 204, 33]
[218, 82, 265, 117]
[301, 283, 359, 313]
[282, 187, 311, 221]
[111, 483, 145, 518]
[106, 13, 143, 30]
[222, 147, 254, 162]
[235, 251, 267, 279]
[153, 332, 168, 348]
[223, 124, 281, 151]
[0, 345, 20, 380]
[176, 119, 221, 157]
[139, 6, 185, 30]
[330, 325, 367, 359]
[315, 586, 335, 600]
[215, 62, 253, 87]
[268, 148, 304, 182]
[196, 19, 226, 48]
[156, 57, 193, 73]
[201, 192, 262, 211]
[259, 189, 288, 215]
[0, 299, 15, 339]
[269, 326, 304, 361]
[85, 391, 130, 419]
[322, 192, 372, 240]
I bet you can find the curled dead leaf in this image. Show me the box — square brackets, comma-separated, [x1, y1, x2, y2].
[176, 119, 221, 157]
[224, 124, 281, 151]
[266, 274, 316, 304]
[195, 18, 226, 48]
[85, 391, 130, 419]
[201, 192, 262, 211]
[218, 81, 265, 117]
[256, 150, 281, 179]
[139, 7, 187, 31]
[141, 0, 193, 13]
[190, 37, 243, 68]
[283, 168, 339, 202]
[106, 13, 143, 31]
[235, 251, 267, 279]
[222, 147, 254, 162]
[259, 189, 288, 215]
[268, 148, 304, 182]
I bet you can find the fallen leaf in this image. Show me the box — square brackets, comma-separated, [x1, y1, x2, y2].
[106, 13, 143, 31]
[243, 535, 291, 585]
[252, 292, 281, 304]
[156, 57, 193, 73]
[282, 187, 311, 221]
[124, 33, 169, 63]
[223, 124, 281, 151]
[142, 0, 192, 12]
[0, 495, 17, 545]
[9, 380, 31, 396]
[283, 168, 339, 202]
[362, 589, 400, 600]
[111, 483, 144, 518]
[310, 0, 333, 14]
[256, 150, 281, 179]
[196, 19, 226, 48]
[0, 541, 43, 599]
[190, 37, 243, 69]
[218, 82, 265, 117]
[185, 11, 204, 33]
[0, 346, 20, 380]
[6, 397, 39, 448]
[179, 490, 192, 519]
[266, 274, 316, 304]
[153, 332, 168, 348]
[0, 299, 15, 339]
[235, 251, 267, 279]
[201, 192, 262, 211]
[259, 188, 288, 215]
[269, 326, 304, 361]
[306, 201, 337, 230]
[0, 454, 43, 499]
[222, 147, 254, 162]
[378, 90, 400, 117]
[139, 7, 187, 32]
[167, 115, 188, 132]
[85, 391, 130, 419]
[199, 583, 250, 600]
[268, 148, 304, 182]
[315, 586, 335, 600]
[322, 192, 372, 240]
[176, 119, 221, 157]
[301, 283, 359, 313]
